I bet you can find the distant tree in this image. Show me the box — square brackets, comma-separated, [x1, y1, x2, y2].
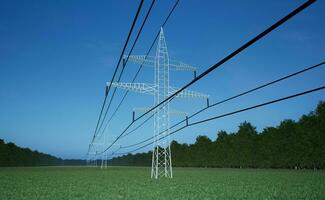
[193, 136, 213, 167]
[234, 121, 258, 167]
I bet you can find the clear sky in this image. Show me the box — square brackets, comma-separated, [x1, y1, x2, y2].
[0, 0, 324, 159]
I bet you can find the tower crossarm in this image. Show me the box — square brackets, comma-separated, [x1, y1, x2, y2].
[169, 109, 187, 116]
[124, 55, 196, 71]
[108, 82, 208, 99]
[133, 107, 188, 116]
[107, 82, 156, 95]
[169, 87, 209, 99]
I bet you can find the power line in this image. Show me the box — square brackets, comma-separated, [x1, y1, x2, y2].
[99, 0, 181, 138]
[94, 0, 157, 140]
[134, 0, 316, 126]
[120, 61, 325, 149]
[100, 0, 316, 154]
[117, 85, 325, 155]
[121, 112, 155, 139]
[88, 0, 145, 154]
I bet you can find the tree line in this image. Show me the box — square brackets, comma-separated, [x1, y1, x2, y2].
[108, 101, 325, 169]
[0, 140, 86, 166]
[0, 140, 62, 166]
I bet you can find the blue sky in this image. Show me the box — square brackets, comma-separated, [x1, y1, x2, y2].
[0, 0, 324, 159]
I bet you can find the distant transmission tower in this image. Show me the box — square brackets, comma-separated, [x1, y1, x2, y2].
[109, 28, 208, 178]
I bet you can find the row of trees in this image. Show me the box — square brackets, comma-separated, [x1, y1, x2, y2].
[0, 140, 63, 166]
[0, 139, 86, 167]
[109, 101, 325, 169]
[0, 140, 87, 166]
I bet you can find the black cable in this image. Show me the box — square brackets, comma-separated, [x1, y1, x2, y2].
[94, 0, 156, 140]
[120, 61, 325, 148]
[117, 85, 325, 155]
[120, 96, 174, 140]
[121, 112, 155, 139]
[87, 0, 145, 154]
[100, 0, 316, 154]
[134, 0, 316, 127]
[100, 0, 181, 138]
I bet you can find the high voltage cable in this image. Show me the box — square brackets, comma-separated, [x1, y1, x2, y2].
[120, 97, 176, 139]
[95, 0, 155, 138]
[115, 86, 325, 155]
[99, 0, 179, 138]
[133, 0, 316, 126]
[94, 0, 157, 140]
[121, 112, 154, 139]
[119, 61, 325, 148]
[100, 0, 316, 154]
[101, 0, 316, 153]
[99, 0, 181, 139]
[87, 0, 145, 154]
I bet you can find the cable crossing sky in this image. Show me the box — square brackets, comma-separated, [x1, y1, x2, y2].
[115, 85, 325, 156]
[97, 0, 180, 141]
[88, 0, 147, 155]
[118, 61, 325, 150]
[87, 0, 321, 179]
[99, 0, 316, 155]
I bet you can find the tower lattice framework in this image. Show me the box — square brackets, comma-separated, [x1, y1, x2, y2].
[152, 28, 172, 178]
[107, 27, 208, 178]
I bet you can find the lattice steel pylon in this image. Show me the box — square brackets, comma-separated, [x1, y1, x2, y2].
[110, 27, 208, 178]
[152, 27, 172, 179]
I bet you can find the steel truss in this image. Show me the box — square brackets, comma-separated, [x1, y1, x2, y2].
[110, 28, 208, 178]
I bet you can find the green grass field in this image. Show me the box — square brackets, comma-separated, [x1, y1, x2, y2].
[0, 167, 324, 200]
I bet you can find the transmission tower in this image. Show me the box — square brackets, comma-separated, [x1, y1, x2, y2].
[87, 131, 115, 168]
[109, 27, 208, 178]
